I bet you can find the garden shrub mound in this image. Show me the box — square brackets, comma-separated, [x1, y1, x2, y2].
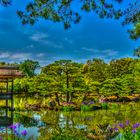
[104, 95, 140, 102]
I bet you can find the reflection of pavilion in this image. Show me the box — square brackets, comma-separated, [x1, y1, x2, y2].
[0, 66, 24, 138]
[0, 66, 24, 127]
[0, 109, 14, 139]
[0, 66, 24, 110]
[0, 108, 14, 127]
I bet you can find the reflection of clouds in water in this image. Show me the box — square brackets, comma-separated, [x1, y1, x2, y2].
[33, 114, 41, 121]
[59, 113, 66, 128]
[75, 125, 87, 130]
[33, 114, 46, 127]
[59, 113, 78, 128]
[25, 127, 39, 139]
[6, 124, 39, 140]
[15, 114, 46, 139]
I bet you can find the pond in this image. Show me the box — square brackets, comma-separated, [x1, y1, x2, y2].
[0, 99, 140, 139]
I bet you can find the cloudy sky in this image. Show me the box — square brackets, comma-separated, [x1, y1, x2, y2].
[0, 0, 140, 65]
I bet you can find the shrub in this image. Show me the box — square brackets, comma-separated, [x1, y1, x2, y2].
[113, 121, 140, 140]
[62, 105, 74, 111]
[101, 102, 109, 109]
[81, 105, 91, 111]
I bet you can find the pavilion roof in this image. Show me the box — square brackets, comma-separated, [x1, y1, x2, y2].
[0, 66, 24, 79]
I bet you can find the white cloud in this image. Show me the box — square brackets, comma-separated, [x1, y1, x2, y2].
[82, 47, 100, 53]
[82, 48, 118, 57]
[26, 44, 34, 49]
[29, 32, 64, 48]
[30, 32, 48, 42]
[0, 52, 32, 61]
[102, 49, 118, 57]
[41, 40, 64, 48]
[0, 52, 10, 58]
[11, 53, 31, 60]
[36, 53, 45, 57]
[64, 37, 73, 44]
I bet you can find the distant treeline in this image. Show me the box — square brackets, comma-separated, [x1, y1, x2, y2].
[0, 58, 140, 102]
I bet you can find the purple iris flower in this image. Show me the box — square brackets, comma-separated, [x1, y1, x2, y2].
[114, 127, 118, 131]
[14, 129, 19, 136]
[0, 128, 4, 131]
[82, 101, 88, 105]
[133, 123, 140, 129]
[17, 123, 21, 127]
[8, 124, 17, 129]
[118, 123, 124, 128]
[89, 101, 94, 105]
[21, 130, 27, 136]
[126, 120, 130, 126]
[132, 129, 137, 134]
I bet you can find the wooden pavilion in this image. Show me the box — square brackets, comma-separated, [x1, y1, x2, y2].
[0, 66, 24, 136]
[0, 66, 24, 110]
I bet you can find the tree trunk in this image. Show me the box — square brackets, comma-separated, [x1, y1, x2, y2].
[82, 93, 87, 101]
[55, 92, 60, 106]
[69, 92, 74, 102]
[66, 71, 69, 102]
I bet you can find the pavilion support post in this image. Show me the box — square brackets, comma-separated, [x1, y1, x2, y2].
[11, 79, 14, 111]
[6, 78, 8, 108]
[6, 107, 8, 117]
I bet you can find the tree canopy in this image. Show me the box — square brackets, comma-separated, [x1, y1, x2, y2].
[2, 57, 137, 102]
[1, 0, 140, 39]
[19, 59, 40, 77]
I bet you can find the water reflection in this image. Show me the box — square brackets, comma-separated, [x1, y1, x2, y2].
[0, 103, 140, 139]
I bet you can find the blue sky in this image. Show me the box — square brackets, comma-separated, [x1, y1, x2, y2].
[0, 0, 139, 65]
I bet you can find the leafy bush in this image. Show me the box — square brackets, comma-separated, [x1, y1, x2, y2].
[114, 121, 140, 140]
[50, 127, 87, 140]
[62, 105, 74, 111]
[101, 102, 109, 109]
[81, 105, 91, 111]
[110, 103, 118, 109]
[117, 96, 131, 102]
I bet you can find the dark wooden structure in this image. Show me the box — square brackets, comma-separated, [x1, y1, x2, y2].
[0, 66, 24, 110]
[0, 66, 24, 135]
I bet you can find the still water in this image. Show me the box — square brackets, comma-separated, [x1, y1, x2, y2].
[0, 102, 140, 139]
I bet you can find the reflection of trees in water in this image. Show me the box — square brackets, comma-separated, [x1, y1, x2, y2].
[12, 103, 140, 139]
[38, 111, 87, 139]
[38, 108, 140, 139]
[14, 113, 39, 127]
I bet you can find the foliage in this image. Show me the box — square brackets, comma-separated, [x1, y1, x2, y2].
[100, 78, 123, 96]
[61, 105, 74, 112]
[81, 105, 91, 111]
[114, 121, 140, 140]
[2, 0, 140, 40]
[134, 47, 140, 57]
[0, 0, 11, 6]
[50, 128, 87, 140]
[101, 102, 109, 109]
[16, 0, 122, 29]
[41, 60, 85, 102]
[9, 57, 140, 106]
[19, 59, 39, 77]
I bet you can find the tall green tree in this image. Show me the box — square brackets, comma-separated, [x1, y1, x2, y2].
[2, 0, 140, 39]
[107, 58, 134, 78]
[19, 59, 40, 77]
[84, 58, 108, 82]
[134, 47, 140, 57]
[0, 0, 11, 6]
[17, 0, 122, 29]
[42, 60, 84, 102]
[100, 78, 123, 96]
